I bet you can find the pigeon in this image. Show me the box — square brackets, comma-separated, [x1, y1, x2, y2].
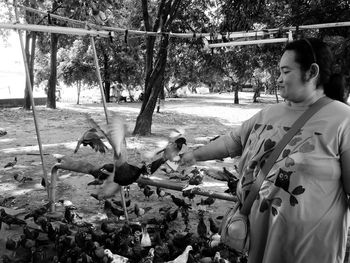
[140, 223, 152, 248]
[4, 157, 17, 168]
[107, 116, 149, 186]
[165, 245, 193, 263]
[156, 186, 169, 200]
[64, 205, 81, 224]
[182, 189, 196, 202]
[0, 208, 26, 229]
[171, 195, 192, 210]
[24, 202, 51, 222]
[197, 214, 208, 239]
[165, 209, 178, 222]
[104, 249, 129, 263]
[197, 196, 215, 206]
[0, 128, 7, 137]
[203, 167, 239, 195]
[13, 172, 33, 183]
[5, 236, 20, 257]
[208, 217, 219, 235]
[213, 251, 230, 263]
[89, 114, 149, 186]
[23, 225, 40, 240]
[134, 203, 152, 217]
[104, 200, 127, 218]
[150, 137, 187, 173]
[143, 185, 155, 200]
[74, 128, 107, 154]
[139, 247, 155, 263]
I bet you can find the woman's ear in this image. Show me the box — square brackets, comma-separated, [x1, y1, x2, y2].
[308, 63, 319, 80]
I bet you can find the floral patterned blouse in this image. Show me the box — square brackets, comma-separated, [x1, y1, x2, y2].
[222, 99, 350, 263]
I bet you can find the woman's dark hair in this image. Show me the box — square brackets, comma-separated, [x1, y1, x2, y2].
[284, 38, 347, 103]
[328, 73, 348, 103]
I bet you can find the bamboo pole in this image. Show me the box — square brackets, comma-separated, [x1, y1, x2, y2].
[137, 177, 237, 202]
[13, 1, 49, 197]
[49, 155, 237, 202]
[90, 36, 132, 221]
[0, 23, 111, 37]
[208, 37, 289, 48]
[8, 3, 350, 40]
[49, 165, 237, 203]
[2, 20, 350, 42]
[90, 36, 109, 124]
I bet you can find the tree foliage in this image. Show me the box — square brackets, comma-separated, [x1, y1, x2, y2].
[2, 0, 350, 131]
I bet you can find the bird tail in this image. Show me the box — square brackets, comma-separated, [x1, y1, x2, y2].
[95, 181, 121, 200]
[87, 179, 103, 186]
[150, 158, 166, 174]
[73, 141, 81, 153]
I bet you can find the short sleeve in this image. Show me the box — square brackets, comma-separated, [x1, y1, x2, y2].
[339, 120, 350, 155]
[222, 110, 262, 158]
[222, 128, 243, 157]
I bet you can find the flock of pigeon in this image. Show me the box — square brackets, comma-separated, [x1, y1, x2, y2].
[0, 189, 246, 263]
[0, 116, 244, 263]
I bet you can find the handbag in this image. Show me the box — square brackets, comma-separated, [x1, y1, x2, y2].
[220, 97, 333, 254]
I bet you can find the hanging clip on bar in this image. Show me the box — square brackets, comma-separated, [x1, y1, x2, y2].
[47, 11, 51, 25]
[295, 25, 302, 40]
[108, 31, 114, 43]
[124, 29, 128, 44]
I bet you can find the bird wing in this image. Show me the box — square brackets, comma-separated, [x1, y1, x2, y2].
[86, 115, 111, 145]
[163, 142, 179, 161]
[222, 167, 239, 181]
[74, 129, 97, 153]
[89, 138, 108, 153]
[108, 114, 126, 155]
[169, 128, 186, 139]
[200, 168, 231, 182]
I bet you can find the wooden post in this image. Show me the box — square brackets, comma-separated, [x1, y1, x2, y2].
[13, 0, 49, 196]
[49, 163, 237, 203]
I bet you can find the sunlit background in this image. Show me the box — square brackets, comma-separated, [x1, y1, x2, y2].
[0, 32, 26, 98]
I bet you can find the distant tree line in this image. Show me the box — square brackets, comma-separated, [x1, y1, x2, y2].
[1, 0, 349, 134]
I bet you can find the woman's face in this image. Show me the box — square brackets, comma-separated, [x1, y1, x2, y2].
[277, 50, 316, 103]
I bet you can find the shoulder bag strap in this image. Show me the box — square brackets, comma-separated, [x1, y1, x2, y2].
[240, 96, 333, 216]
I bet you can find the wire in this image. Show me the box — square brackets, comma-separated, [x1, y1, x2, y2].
[5, 2, 350, 43]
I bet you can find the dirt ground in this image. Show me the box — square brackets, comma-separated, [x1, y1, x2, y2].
[0, 92, 275, 260]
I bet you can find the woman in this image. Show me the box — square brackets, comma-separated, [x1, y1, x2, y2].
[180, 38, 350, 263]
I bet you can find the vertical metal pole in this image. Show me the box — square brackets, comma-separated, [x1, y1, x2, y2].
[90, 36, 129, 222]
[13, 1, 49, 196]
[90, 36, 109, 124]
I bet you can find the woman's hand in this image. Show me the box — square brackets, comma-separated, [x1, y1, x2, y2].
[179, 151, 197, 167]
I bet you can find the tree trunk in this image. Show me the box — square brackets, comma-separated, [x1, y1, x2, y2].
[133, 36, 169, 135]
[274, 86, 279, 103]
[24, 31, 36, 110]
[77, 81, 81, 105]
[23, 0, 36, 110]
[253, 89, 260, 103]
[103, 52, 111, 102]
[133, 0, 182, 135]
[46, 33, 59, 109]
[234, 85, 239, 104]
[134, 0, 181, 135]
